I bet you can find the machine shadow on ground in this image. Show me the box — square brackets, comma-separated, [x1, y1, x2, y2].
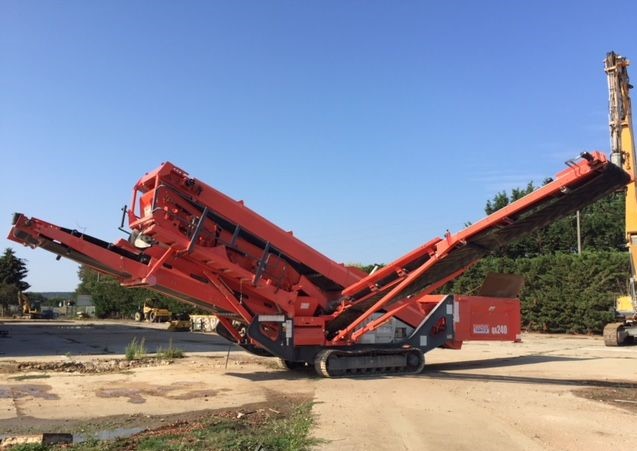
[225, 369, 319, 382]
[421, 370, 637, 388]
[225, 354, 598, 382]
[424, 354, 592, 371]
[0, 321, 237, 358]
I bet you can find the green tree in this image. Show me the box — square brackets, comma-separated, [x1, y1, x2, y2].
[485, 181, 538, 215]
[0, 248, 30, 310]
[76, 265, 195, 318]
[0, 283, 18, 313]
[483, 183, 625, 258]
[441, 182, 630, 334]
[0, 248, 30, 291]
[443, 253, 627, 333]
[349, 263, 385, 274]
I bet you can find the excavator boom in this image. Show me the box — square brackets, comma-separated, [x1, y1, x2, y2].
[603, 51, 637, 345]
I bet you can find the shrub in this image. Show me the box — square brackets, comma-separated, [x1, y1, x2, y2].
[125, 337, 147, 360]
[156, 339, 184, 360]
[443, 252, 628, 334]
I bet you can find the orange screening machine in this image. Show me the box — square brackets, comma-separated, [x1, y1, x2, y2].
[8, 152, 630, 376]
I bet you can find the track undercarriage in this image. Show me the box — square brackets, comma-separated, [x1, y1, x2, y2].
[313, 348, 426, 377]
[603, 321, 637, 346]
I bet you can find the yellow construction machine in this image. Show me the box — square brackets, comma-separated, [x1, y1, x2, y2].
[17, 291, 41, 319]
[603, 51, 637, 345]
[134, 299, 171, 323]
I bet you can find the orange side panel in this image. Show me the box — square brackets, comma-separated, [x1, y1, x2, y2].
[453, 295, 521, 342]
[294, 326, 326, 346]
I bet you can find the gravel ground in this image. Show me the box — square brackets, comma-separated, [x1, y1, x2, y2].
[1, 320, 637, 450]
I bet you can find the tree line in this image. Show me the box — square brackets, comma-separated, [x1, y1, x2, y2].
[76, 266, 195, 318]
[0, 248, 194, 318]
[441, 186, 628, 333]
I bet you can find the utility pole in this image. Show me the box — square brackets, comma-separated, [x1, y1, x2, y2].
[576, 210, 582, 255]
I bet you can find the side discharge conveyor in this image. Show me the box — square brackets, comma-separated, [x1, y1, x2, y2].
[8, 151, 630, 377]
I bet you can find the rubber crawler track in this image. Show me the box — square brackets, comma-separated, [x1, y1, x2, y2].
[314, 348, 425, 378]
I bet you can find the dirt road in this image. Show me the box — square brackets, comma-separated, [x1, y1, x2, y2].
[1, 321, 636, 450]
[314, 336, 637, 450]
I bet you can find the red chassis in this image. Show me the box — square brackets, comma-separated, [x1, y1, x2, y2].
[8, 152, 630, 376]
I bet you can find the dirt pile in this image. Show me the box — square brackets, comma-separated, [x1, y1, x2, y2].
[4, 359, 173, 374]
[575, 386, 637, 413]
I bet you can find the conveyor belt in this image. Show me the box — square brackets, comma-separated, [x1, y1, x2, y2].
[327, 161, 630, 333]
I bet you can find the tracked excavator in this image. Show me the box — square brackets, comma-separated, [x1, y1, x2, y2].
[603, 52, 637, 346]
[7, 53, 633, 376]
[17, 291, 41, 319]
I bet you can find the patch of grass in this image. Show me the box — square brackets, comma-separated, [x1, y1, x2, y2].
[155, 339, 184, 360]
[9, 374, 50, 381]
[136, 437, 168, 450]
[65, 402, 318, 451]
[228, 402, 318, 451]
[8, 444, 50, 451]
[75, 438, 101, 449]
[124, 337, 147, 361]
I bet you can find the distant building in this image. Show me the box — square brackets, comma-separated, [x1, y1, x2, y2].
[76, 295, 96, 316]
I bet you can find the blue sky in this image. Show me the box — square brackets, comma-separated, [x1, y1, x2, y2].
[2, 1, 636, 291]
